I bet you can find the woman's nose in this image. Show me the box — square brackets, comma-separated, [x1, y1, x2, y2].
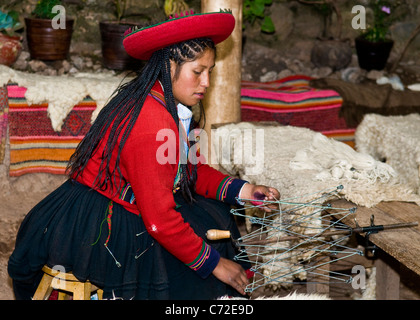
[200, 73, 210, 87]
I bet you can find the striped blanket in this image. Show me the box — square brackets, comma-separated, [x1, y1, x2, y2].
[7, 75, 353, 176]
[7, 84, 96, 176]
[241, 75, 355, 146]
[0, 85, 7, 163]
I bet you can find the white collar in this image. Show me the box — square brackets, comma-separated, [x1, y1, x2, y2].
[177, 103, 193, 120]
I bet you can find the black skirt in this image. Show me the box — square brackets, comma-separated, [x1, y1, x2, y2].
[8, 180, 249, 300]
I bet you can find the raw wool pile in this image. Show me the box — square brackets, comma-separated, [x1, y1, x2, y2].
[215, 122, 420, 210]
[355, 113, 420, 195]
[214, 122, 420, 289]
[0, 65, 132, 131]
[290, 133, 397, 184]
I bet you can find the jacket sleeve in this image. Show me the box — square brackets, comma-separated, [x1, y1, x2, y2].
[120, 102, 219, 278]
[194, 162, 248, 205]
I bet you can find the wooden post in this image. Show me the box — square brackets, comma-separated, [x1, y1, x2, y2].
[201, 0, 243, 167]
[306, 258, 331, 296]
[375, 251, 400, 300]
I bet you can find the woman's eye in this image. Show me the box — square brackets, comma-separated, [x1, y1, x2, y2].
[193, 71, 201, 75]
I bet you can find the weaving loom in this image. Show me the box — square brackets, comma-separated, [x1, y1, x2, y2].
[211, 121, 420, 297]
[230, 185, 362, 293]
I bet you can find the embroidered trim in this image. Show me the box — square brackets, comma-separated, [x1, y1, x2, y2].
[186, 242, 211, 271]
[148, 89, 165, 106]
[216, 176, 234, 202]
[119, 183, 136, 204]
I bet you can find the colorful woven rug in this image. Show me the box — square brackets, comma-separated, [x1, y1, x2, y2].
[7, 75, 353, 176]
[240, 75, 355, 147]
[7, 84, 95, 176]
[0, 85, 8, 163]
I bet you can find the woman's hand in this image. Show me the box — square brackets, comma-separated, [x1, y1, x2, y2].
[212, 257, 249, 295]
[239, 184, 280, 212]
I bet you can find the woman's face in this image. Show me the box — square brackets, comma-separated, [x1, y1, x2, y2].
[170, 48, 215, 106]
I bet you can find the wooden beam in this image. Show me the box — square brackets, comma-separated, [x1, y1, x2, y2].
[375, 251, 400, 300]
[201, 0, 243, 168]
[327, 200, 420, 277]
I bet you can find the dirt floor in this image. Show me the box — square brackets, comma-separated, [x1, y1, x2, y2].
[0, 192, 46, 299]
[0, 190, 41, 300]
[0, 170, 67, 300]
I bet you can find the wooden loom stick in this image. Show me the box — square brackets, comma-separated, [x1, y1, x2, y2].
[206, 221, 418, 246]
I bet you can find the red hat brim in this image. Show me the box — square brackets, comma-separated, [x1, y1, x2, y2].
[123, 11, 235, 61]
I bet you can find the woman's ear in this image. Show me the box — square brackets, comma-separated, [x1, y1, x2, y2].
[170, 59, 177, 81]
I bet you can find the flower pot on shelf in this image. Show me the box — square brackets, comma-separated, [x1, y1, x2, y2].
[99, 21, 143, 71]
[355, 36, 394, 71]
[0, 33, 22, 66]
[25, 17, 74, 61]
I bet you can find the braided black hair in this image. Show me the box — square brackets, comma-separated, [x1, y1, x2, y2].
[67, 37, 215, 203]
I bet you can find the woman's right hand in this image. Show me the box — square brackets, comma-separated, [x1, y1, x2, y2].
[212, 257, 249, 295]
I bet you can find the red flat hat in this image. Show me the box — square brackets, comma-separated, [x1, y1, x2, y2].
[123, 10, 235, 60]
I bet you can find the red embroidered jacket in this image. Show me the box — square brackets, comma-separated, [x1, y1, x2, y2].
[74, 81, 247, 278]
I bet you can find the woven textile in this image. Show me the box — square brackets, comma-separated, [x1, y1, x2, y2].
[0, 85, 8, 163]
[7, 84, 95, 176]
[240, 75, 355, 147]
[6, 75, 353, 176]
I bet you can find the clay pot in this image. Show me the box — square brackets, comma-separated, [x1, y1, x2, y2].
[99, 21, 143, 70]
[0, 33, 22, 66]
[355, 36, 394, 71]
[25, 17, 74, 61]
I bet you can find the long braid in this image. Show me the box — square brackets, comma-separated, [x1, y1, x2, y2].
[67, 51, 163, 192]
[67, 37, 215, 203]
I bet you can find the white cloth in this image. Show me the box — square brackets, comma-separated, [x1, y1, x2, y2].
[177, 103, 193, 158]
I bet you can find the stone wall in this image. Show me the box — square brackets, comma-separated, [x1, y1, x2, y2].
[1, 0, 420, 68]
[1, 0, 173, 55]
[255, 0, 420, 66]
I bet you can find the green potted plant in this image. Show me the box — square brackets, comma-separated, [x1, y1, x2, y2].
[99, 0, 145, 70]
[164, 0, 189, 17]
[0, 7, 23, 66]
[25, 0, 74, 61]
[243, 0, 275, 34]
[355, 0, 404, 71]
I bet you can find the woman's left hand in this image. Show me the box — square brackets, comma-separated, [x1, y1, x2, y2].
[239, 184, 280, 212]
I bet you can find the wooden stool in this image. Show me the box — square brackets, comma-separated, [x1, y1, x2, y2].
[33, 265, 103, 300]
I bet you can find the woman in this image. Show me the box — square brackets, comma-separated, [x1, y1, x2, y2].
[8, 10, 279, 300]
